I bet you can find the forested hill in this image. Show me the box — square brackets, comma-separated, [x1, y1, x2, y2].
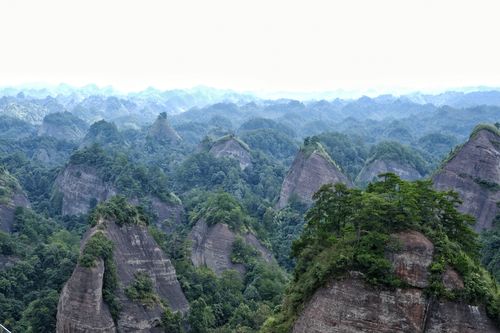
[0, 87, 499, 332]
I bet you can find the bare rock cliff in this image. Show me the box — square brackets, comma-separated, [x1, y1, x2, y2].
[356, 159, 423, 186]
[276, 149, 351, 209]
[54, 164, 117, 216]
[433, 128, 500, 231]
[53, 164, 184, 227]
[57, 259, 116, 333]
[189, 219, 274, 276]
[209, 136, 252, 170]
[292, 230, 499, 333]
[57, 220, 189, 333]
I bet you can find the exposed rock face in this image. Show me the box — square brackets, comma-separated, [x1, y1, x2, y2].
[54, 164, 117, 216]
[293, 276, 426, 333]
[57, 259, 116, 333]
[276, 149, 351, 209]
[388, 231, 434, 288]
[147, 112, 182, 143]
[442, 267, 464, 291]
[57, 220, 189, 333]
[209, 136, 252, 170]
[38, 111, 88, 142]
[53, 165, 184, 227]
[292, 231, 499, 333]
[433, 129, 500, 231]
[189, 220, 274, 276]
[356, 159, 422, 185]
[0, 169, 30, 232]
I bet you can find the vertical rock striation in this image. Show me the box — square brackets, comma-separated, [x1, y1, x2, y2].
[57, 219, 189, 333]
[189, 219, 274, 276]
[53, 164, 184, 228]
[208, 135, 252, 170]
[433, 127, 500, 231]
[292, 231, 499, 333]
[276, 144, 351, 209]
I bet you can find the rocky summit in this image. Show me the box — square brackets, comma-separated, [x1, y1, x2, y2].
[276, 141, 351, 209]
[433, 125, 500, 231]
[56, 216, 188, 333]
[208, 134, 252, 170]
[53, 163, 184, 228]
[147, 112, 182, 143]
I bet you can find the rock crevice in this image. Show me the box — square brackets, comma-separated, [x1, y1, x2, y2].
[292, 231, 499, 333]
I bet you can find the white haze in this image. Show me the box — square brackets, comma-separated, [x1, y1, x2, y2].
[0, 0, 499, 96]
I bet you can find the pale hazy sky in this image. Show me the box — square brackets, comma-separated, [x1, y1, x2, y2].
[0, 0, 499, 93]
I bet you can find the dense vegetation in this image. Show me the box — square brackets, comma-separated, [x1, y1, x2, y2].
[481, 209, 500, 283]
[0, 166, 20, 204]
[263, 174, 500, 332]
[152, 223, 288, 333]
[315, 132, 369, 180]
[365, 141, 430, 176]
[69, 144, 178, 204]
[0, 208, 79, 331]
[240, 128, 298, 164]
[88, 195, 149, 227]
[1, 87, 500, 332]
[125, 271, 157, 306]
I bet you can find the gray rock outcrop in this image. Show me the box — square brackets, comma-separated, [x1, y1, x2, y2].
[53, 164, 184, 228]
[57, 219, 189, 332]
[209, 135, 252, 170]
[57, 259, 116, 333]
[54, 164, 117, 216]
[292, 230, 499, 333]
[276, 145, 351, 209]
[147, 112, 182, 143]
[433, 128, 500, 231]
[189, 219, 274, 276]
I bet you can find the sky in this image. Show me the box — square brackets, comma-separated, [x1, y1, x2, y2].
[0, 0, 499, 95]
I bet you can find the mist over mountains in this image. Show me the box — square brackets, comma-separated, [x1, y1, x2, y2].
[0, 83, 499, 332]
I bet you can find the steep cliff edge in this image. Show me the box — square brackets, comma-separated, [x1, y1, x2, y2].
[57, 200, 189, 333]
[189, 219, 274, 276]
[263, 175, 499, 333]
[292, 231, 498, 333]
[208, 134, 252, 170]
[54, 164, 117, 216]
[53, 147, 184, 227]
[0, 167, 30, 232]
[57, 258, 116, 333]
[433, 125, 500, 231]
[276, 141, 351, 209]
